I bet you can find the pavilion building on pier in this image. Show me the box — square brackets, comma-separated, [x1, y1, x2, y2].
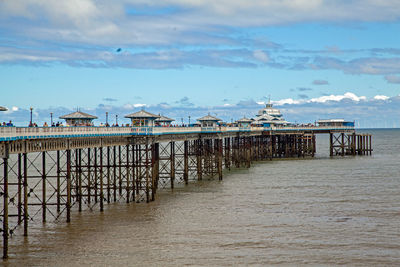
[317, 119, 355, 127]
[155, 114, 174, 126]
[236, 117, 252, 128]
[60, 111, 98, 126]
[252, 100, 289, 127]
[197, 114, 221, 127]
[125, 110, 160, 127]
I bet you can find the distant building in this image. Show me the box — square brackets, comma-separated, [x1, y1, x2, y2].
[60, 111, 98, 126]
[125, 110, 160, 127]
[0, 106, 7, 111]
[155, 114, 174, 126]
[317, 119, 354, 127]
[236, 117, 252, 128]
[197, 114, 221, 127]
[252, 100, 289, 127]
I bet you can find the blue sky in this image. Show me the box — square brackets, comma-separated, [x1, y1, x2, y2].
[1, 0, 400, 127]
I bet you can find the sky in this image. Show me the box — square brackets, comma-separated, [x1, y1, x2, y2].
[0, 0, 400, 127]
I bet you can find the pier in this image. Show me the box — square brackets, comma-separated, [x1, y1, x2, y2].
[0, 123, 372, 259]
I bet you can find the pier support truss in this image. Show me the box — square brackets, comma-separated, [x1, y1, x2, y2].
[329, 133, 372, 156]
[0, 131, 371, 259]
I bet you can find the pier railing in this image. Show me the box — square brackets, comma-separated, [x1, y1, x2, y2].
[0, 125, 355, 141]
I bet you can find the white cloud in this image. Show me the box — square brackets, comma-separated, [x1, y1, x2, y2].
[123, 103, 147, 110]
[1, 0, 400, 48]
[273, 98, 301, 105]
[253, 50, 269, 63]
[374, 95, 389, 101]
[309, 92, 366, 103]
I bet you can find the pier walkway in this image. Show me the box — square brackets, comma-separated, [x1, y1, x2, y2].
[0, 125, 371, 259]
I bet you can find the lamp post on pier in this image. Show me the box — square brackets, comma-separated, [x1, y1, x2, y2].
[50, 112, 53, 126]
[106, 112, 108, 126]
[116, 114, 118, 126]
[29, 107, 33, 127]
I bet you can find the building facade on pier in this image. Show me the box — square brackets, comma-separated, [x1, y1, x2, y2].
[125, 110, 160, 127]
[197, 114, 221, 127]
[252, 101, 289, 127]
[155, 114, 174, 126]
[60, 111, 97, 126]
[236, 117, 252, 127]
[317, 119, 355, 127]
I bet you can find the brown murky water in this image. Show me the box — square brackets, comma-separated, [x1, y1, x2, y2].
[3, 129, 400, 266]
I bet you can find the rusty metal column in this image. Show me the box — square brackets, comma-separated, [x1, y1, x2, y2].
[225, 138, 231, 171]
[151, 142, 159, 201]
[78, 149, 82, 212]
[369, 135, 372, 155]
[100, 147, 104, 212]
[66, 149, 71, 223]
[329, 133, 333, 156]
[145, 143, 150, 203]
[56, 151, 60, 212]
[132, 145, 137, 202]
[23, 152, 28, 236]
[2, 145, 9, 259]
[341, 133, 345, 156]
[118, 146, 122, 195]
[125, 144, 130, 203]
[246, 137, 251, 168]
[197, 139, 203, 180]
[170, 141, 175, 189]
[42, 151, 46, 222]
[94, 147, 98, 203]
[17, 153, 22, 224]
[113, 146, 117, 202]
[184, 141, 189, 185]
[87, 148, 91, 205]
[75, 149, 81, 212]
[107, 146, 111, 204]
[74, 150, 79, 209]
[312, 134, 316, 157]
[218, 139, 223, 180]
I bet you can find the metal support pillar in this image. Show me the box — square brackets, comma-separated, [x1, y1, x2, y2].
[42, 151, 46, 222]
[113, 146, 117, 202]
[126, 145, 130, 203]
[17, 153, 22, 224]
[94, 148, 98, 203]
[218, 139, 223, 180]
[107, 146, 111, 204]
[196, 140, 203, 180]
[183, 141, 189, 184]
[100, 147, 104, 212]
[170, 141, 175, 189]
[145, 143, 150, 203]
[66, 149, 71, 223]
[23, 153, 28, 236]
[87, 148, 91, 205]
[2, 147, 9, 259]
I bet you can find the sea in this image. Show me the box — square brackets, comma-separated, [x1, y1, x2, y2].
[3, 129, 400, 266]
